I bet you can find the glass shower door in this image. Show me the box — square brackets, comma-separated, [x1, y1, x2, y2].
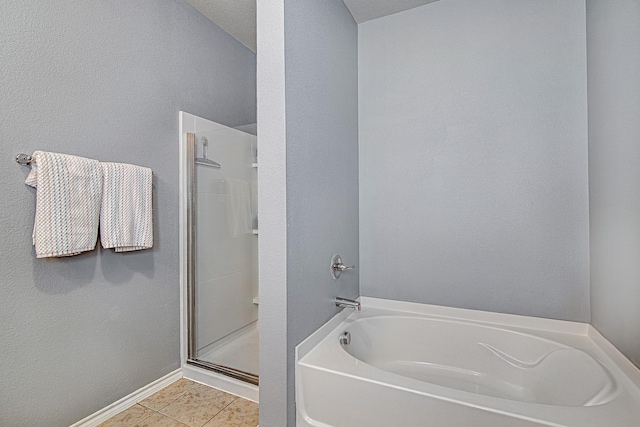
[186, 123, 258, 384]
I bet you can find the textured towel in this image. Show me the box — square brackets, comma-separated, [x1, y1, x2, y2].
[99, 162, 153, 252]
[25, 151, 102, 258]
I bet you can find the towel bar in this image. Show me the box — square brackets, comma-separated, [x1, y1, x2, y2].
[15, 153, 155, 176]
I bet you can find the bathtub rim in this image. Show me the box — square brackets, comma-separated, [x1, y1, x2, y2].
[295, 297, 640, 427]
[297, 297, 588, 362]
[298, 296, 640, 387]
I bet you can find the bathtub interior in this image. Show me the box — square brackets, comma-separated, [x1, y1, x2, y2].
[341, 316, 617, 407]
[296, 298, 640, 427]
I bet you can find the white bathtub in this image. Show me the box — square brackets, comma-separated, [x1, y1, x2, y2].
[296, 298, 640, 427]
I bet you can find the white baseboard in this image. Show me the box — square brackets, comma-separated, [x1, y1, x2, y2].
[182, 363, 259, 403]
[69, 369, 183, 427]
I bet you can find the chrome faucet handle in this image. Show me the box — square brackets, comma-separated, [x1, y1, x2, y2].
[330, 254, 355, 280]
[334, 263, 354, 272]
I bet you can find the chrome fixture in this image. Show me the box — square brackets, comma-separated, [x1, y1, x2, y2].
[339, 331, 351, 345]
[195, 137, 221, 168]
[335, 296, 361, 311]
[330, 254, 354, 280]
[15, 154, 33, 166]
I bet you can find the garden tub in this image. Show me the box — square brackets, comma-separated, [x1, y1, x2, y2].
[296, 298, 640, 426]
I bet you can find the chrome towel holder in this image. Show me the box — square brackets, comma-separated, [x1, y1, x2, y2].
[15, 153, 156, 177]
[15, 154, 33, 166]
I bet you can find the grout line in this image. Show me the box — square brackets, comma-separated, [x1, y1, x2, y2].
[131, 405, 157, 427]
[122, 380, 256, 427]
[196, 395, 239, 427]
[160, 411, 190, 427]
[74, 369, 183, 427]
[138, 379, 198, 412]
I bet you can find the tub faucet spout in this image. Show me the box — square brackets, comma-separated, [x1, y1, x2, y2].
[335, 297, 361, 311]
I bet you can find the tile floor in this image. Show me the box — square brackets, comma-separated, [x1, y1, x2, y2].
[98, 378, 258, 427]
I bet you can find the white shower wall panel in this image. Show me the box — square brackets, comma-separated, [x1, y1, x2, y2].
[195, 270, 257, 351]
[194, 129, 255, 173]
[195, 194, 253, 280]
[194, 193, 228, 241]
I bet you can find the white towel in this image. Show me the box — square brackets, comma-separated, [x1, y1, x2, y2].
[225, 178, 252, 238]
[25, 151, 102, 258]
[99, 162, 153, 252]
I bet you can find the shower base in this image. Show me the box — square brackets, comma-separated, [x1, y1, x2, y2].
[199, 321, 259, 377]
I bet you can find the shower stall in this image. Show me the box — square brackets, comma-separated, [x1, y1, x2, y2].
[180, 112, 258, 387]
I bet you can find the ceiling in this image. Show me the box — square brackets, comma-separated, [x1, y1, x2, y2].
[184, 0, 440, 53]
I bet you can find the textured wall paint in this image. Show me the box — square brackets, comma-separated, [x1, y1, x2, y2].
[359, 0, 590, 321]
[256, 0, 289, 425]
[0, 1, 255, 425]
[282, 0, 360, 425]
[587, 0, 640, 368]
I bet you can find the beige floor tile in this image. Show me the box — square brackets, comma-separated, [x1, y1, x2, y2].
[158, 383, 237, 427]
[133, 412, 190, 427]
[138, 378, 197, 411]
[203, 398, 259, 427]
[97, 404, 152, 427]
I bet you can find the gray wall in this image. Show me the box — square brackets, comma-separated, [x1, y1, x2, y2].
[587, 0, 640, 367]
[0, 1, 256, 425]
[284, 0, 359, 424]
[285, 0, 359, 350]
[257, 0, 359, 425]
[359, 0, 590, 321]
